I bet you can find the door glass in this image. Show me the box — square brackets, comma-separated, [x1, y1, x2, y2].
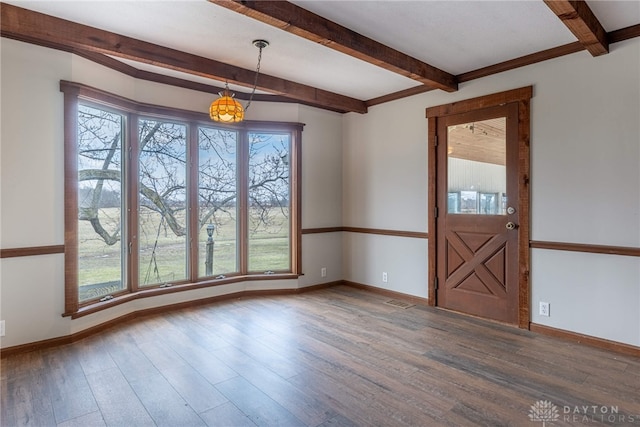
[447, 117, 506, 215]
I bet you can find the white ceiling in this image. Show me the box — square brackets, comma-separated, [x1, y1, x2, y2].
[5, 0, 640, 101]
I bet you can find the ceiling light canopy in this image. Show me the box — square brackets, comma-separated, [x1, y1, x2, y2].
[209, 39, 269, 123]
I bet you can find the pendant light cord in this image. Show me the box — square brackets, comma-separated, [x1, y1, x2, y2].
[245, 39, 268, 112]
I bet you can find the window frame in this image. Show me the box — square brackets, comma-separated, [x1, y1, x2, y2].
[61, 81, 303, 318]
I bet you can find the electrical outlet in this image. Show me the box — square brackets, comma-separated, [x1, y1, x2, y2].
[321, 267, 327, 278]
[0, 320, 5, 337]
[539, 302, 550, 317]
[382, 272, 388, 283]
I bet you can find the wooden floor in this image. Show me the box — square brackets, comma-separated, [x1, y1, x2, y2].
[2, 286, 639, 427]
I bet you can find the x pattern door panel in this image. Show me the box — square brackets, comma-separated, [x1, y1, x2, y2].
[446, 231, 507, 297]
[441, 216, 516, 322]
[436, 103, 519, 324]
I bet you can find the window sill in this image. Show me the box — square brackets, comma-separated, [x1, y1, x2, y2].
[63, 273, 301, 319]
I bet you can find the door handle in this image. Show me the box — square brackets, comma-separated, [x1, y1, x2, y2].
[506, 222, 517, 230]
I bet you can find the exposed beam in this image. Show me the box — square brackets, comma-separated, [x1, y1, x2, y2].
[412, 22, 640, 97]
[544, 0, 608, 56]
[366, 85, 435, 108]
[457, 41, 584, 83]
[609, 23, 640, 44]
[71, 51, 349, 113]
[0, 3, 366, 114]
[208, 0, 458, 93]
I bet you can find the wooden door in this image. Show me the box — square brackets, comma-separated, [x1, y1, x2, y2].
[436, 102, 520, 324]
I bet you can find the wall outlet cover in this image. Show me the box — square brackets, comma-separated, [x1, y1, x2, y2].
[539, 302, 550, 317]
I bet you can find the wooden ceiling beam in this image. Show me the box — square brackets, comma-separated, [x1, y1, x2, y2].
[0, 3, 366, 114]
[544, 0, 608, 56]
[72, 51, 347, 113]
[209, 0, 458, 93]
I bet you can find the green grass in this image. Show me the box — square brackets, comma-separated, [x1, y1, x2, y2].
[248, 237, 290, 271]
[78, 207, 290, 300]
[138, 206, 188, 286]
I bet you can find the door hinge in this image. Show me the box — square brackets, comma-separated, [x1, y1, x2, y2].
[434, 277, 439, 290]
[434, 206, 439, 218]
[434, 135, 438, 147]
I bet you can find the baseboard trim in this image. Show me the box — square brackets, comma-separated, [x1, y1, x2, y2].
[342, 280, 429, 306]
[343, 282, 640, 357]
[0, 281, 340, 358]
[529, 323, 640, 357]
[5, 282, 637, 359]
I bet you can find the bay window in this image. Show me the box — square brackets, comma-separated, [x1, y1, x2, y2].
[61, 81, 302, 316]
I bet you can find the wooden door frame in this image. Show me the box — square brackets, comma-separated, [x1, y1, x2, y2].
[426, 86, 533, 329]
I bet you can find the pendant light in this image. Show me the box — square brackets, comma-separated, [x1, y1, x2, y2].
[209, 39, 269, 123]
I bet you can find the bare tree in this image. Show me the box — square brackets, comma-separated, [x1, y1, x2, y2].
[248, 133, 290, 234]
[78, 106, 123, 245]
[77, 106, 290, 246]
[198, 127, 238, 231]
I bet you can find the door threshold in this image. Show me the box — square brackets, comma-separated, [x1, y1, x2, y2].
[433, 306, 523, 330]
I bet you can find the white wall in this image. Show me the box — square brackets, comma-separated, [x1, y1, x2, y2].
[343, 232, 428, 297]
[298, 105, 344, 286]
[0, 38, 343, 348]
[342, 38, 640, 346]
[342, 98, 428, 231]
[1, 40, 69, 247]
[531, 249, 639, 345]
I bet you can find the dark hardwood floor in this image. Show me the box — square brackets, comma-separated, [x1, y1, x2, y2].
[2, 285, 639, 426]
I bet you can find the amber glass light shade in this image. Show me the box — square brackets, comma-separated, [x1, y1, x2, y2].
[209, 89, 244, 123]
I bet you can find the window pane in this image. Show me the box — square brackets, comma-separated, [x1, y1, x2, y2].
[198, 127, 238, 277]
[138, 119, 188, 286]
[248, 132, 291, 272]
[447, 118, 507, 215]
[77, 105, 124, 301]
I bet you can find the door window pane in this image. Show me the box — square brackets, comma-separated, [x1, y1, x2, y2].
[480, 192, 499, 215]
[460, 190, 478, 214]
[248, 132, 290, 271]
[447, 118, 506, 215]
[138, 119, 188, 285]
[77, 105, 125, 301]
[447, 192, 460, 213]
[198, 127, 238, 277]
